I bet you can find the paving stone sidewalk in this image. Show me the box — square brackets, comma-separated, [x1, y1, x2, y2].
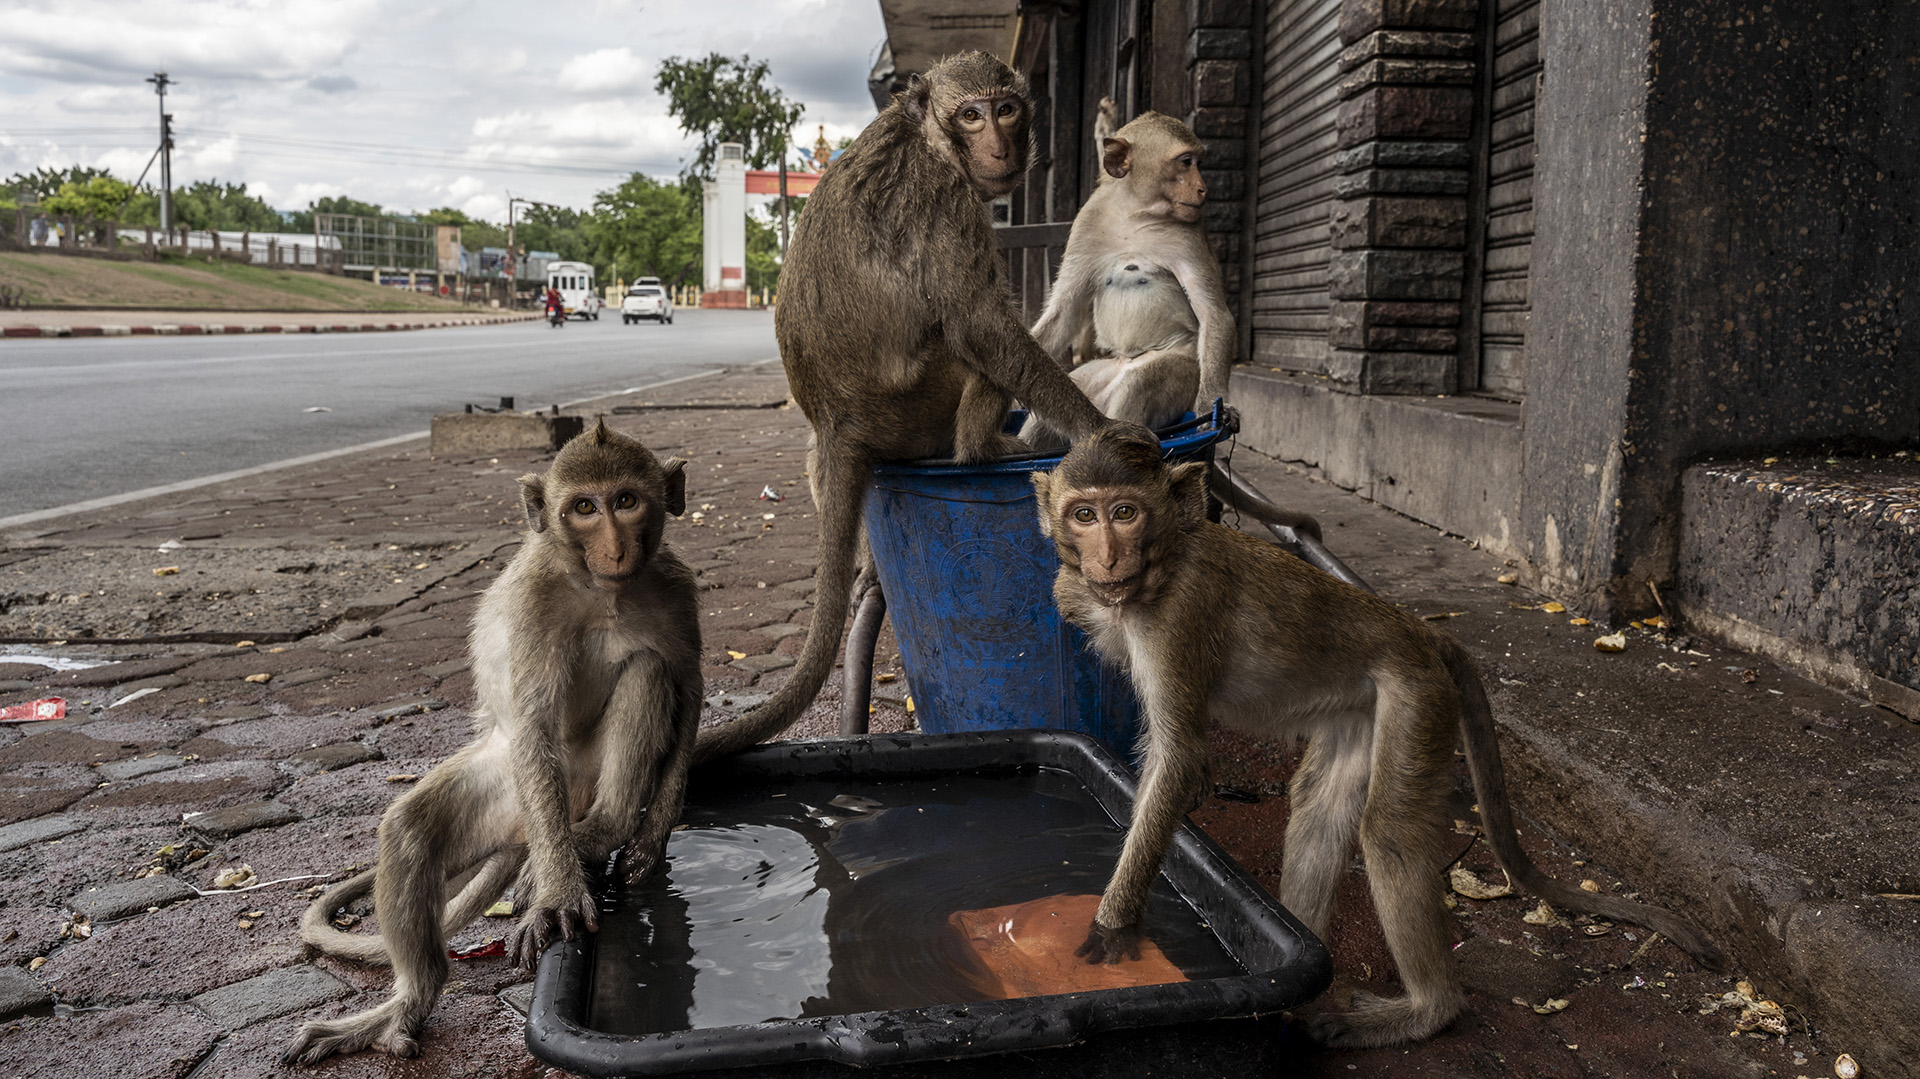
[0, 365, 1901, 1078]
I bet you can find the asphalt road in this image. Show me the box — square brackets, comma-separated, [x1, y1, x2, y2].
[0, 309, 777, 518]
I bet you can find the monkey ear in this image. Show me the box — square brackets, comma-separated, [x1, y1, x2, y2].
[1102, 137, 1133, 179]
[518, 474, 549, 533]
[661, 457, 689, 517]
[902, 73, 930, 124]
[1168, 462, 1209, 528]
[1030, 472, 1055, 538]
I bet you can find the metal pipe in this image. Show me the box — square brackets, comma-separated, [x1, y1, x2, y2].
[838, 579, 887, 735]
[1208, 460, 1375, 594]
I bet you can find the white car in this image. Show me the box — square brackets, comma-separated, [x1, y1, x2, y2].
[622, 280, 673, 324]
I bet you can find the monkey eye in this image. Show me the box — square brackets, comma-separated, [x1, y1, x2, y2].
[613, 492, 637, 509]
[997, 102, 1017, 118]
[962, 107, 982, 122]
[572, 498, 597, 516]
[1111, 504, 1138, 522]
[1073, 507, 1097, 524]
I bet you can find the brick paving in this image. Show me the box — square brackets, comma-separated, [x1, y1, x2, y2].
[0, 364, 1868, 1078]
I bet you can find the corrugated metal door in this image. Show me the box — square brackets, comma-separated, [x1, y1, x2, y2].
[1249, 0, 1344, 372]
[1475, 0, 1541, 398]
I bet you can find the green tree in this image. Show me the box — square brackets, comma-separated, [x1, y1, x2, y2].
[286, 195, 387, 233]
[514, 203, 593, 268]
[744, 209, 785, 294]
[41, 176, 137, 219]
[169, 180, 282, 231]
[655, 53, 805, 178]
[5, 165, 113, 203]
[586, 172, 702, 286]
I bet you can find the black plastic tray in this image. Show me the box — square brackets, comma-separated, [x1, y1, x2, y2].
[526, 730, 1331, 1077]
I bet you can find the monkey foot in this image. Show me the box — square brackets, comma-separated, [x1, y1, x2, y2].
[1302, 989, 1461, 1049]
[1073, 919, 1143, 965]
[507, 893, 599, 969]
[280, 1012, 422, 1065]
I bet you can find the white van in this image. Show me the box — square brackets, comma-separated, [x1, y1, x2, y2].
[546, 261, 601, 320]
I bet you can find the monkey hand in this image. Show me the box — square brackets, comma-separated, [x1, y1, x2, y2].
[618, 836, 670, 886]
[1074, 919, 1143, 965]
[506, 890, 600, 970]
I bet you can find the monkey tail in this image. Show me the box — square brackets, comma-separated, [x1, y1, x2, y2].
[1439, 635, 1726, 970]
[297, 850, 526, 965]
[692, 449, 871, 766]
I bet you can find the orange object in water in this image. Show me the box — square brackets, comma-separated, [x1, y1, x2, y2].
[947, 893, 1189, 1000]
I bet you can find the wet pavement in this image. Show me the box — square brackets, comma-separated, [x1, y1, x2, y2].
[0, 362, 1908, 1078]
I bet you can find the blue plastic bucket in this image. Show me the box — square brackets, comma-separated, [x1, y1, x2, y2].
[863, 407, 1227, 757]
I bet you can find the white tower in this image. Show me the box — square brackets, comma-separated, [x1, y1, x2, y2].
[701, 142, 748, 302]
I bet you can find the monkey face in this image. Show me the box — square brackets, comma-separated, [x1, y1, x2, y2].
[560, 486, 660, 591]
[1059, 489, 1153, 606]
[952, 94, 1027, 197]
[1160, 146, 1207, 224]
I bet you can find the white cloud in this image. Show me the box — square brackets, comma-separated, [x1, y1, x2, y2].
[180, 134, 240, 175]
[0, 0, 887, 222]
[557, 47, 646, 95]
[0, 0, 385, 82]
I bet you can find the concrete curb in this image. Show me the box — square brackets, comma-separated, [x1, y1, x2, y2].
[0, 313, 541, 340]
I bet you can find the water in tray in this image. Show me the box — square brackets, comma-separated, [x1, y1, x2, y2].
[588, 766, 1244, 1034]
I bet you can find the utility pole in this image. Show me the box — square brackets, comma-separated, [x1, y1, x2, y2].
[506, 194, 552, 300]
[778, 134, 790, 256]
[145, 71, 174, 233]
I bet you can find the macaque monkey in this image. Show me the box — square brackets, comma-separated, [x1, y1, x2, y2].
[283, 422, 703, 1063]
[1022, 113, 1234, 448]
[1022, 256, 1200, 449]
[1031, 426, 1724, 1048]
[693, 51, 1106, 765]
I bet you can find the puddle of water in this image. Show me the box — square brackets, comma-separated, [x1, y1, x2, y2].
[588, 768, 1242, 1035]
[0, 645, 115, 671]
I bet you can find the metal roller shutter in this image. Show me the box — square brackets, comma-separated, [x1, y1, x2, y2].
[1250, 0, 1344, 372]
[1476, 0, 1541, 398]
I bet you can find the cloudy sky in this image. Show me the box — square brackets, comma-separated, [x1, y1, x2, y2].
[0, 0, 888, 222]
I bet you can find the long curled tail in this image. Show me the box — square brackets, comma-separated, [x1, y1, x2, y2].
[1440, 635, 1726, 969]
[692, 451, 869, 766]
[298, 850, 525, 964]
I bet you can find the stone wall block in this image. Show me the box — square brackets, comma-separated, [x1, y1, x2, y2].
[1187, 28, 1252, 65]
[1194, 59, 1250, 107]
[1338, 58, 1476, 97]
[1336, 141, 1472, 172]
[1202, 168, 1246, 201]
[1340, 30, 1477, 68]
[1331, 196, 1469, 248]
[1329, 249, 1464, 301]
[1331, 300, 1462, 349]
[1188, 105, 1249, 140]
[1332, 169, 1469, 199]
[1204, 201, 1244, 234]
[1194, 0, 1254, 27]
[1202, 138, 1247, 171]
[1339, 0, 1479, 45]
[1336, 86, 1474, 147]
[1359, 350, 1458, 394]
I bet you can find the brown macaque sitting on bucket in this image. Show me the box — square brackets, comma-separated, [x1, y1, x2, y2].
[1030, 425, 1723, 1048]
[690, 51, 1108, 766]
[1019, 112, 1234, 449]
[282, 421, 703, 1064]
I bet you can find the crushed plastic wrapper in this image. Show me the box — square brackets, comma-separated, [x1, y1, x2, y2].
[0, 698, 66, 723]
[759, 485, 784, 502]
[450, 938, 506, 960]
